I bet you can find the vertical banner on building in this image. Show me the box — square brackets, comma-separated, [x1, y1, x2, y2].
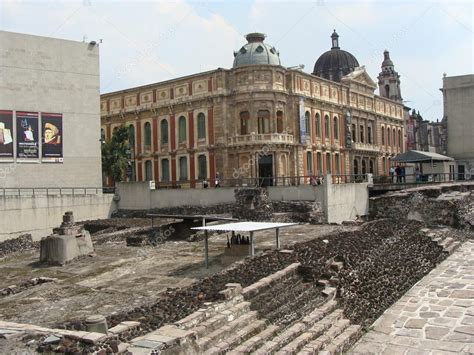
[345, 111, 352, 149]
[0, 110, 14, 159]
[16, 111, 39, 159]
[41, 113, 63, 162]
[299, 97, 306, 144]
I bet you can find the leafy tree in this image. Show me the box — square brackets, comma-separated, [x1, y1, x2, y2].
[101, 126, 130, 184]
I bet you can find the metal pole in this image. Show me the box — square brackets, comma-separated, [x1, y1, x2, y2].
[275, 228, 280, 250]
[204, 230, 209, 269]
[202, 217, 206, 227]
[250, 231, 255, 257]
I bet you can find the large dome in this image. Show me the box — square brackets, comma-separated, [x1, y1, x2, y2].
[233, 33, 281, 68]
[313, 30, 359, 82]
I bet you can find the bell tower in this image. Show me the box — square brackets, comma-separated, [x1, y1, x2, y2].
[377, 50, 402, 102]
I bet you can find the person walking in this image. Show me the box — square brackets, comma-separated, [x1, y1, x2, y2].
[401, 166, 406, 183]
[389, 166, 395, 183]
[395, 165, 402, 183]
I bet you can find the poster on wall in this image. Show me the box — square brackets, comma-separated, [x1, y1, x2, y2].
[16, 111, 39, 159]
[41, 113, 63, 162]
[299, 97, 306, 144]
[0, 110, 14, 159]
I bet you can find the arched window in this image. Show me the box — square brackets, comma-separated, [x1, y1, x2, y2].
[326, 153, 331, 174]
[197, 113, 206, 139]
[381, 127, 385, 145]
[353, 159, 359, 175]
[160, 119, 168, 144]
[144, 122, 151, 147]
[258, 110, 270, 134]
[161, 159, 169, 181]
[387, 127, 391, 145]
[128, 125, 135, 146]
[362, 160, 367, 175]
[178, 116, 187, 143]
[101, 128, 105, 142]
[315, 113, 321, 137]
[179, 156, 188, 181]
[276, 111, 284, 133]
[352, 123, 356, 142]
[324, 115, 330, 139]
[360, 125, 364, 143]
[145, 160, 152, 181]
[333, 116, 339, 140]
[317, 152, 322, 175]
[306, 151, 313, 175]
[369, 160, 374, 174]
[385, 84, 390, 98]
[305, 111, 311, 137]
[398, 129, 402, 148]
[198, 155, 207, 180]
[335, 154, 340, 174]
[113, 126, 119, 134]
[393, 128, 396, 147]
[367, 125, 372, 144]
[240, 111, 250, 135]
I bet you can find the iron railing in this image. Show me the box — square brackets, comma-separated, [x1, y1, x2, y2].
[0, 187, 115, 197]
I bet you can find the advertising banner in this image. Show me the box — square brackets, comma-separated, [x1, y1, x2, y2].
[42, 113, 63, 162]
[299, 97, 306, 144]
[16, 111, 39, 159]
[0, 110, 14, 158]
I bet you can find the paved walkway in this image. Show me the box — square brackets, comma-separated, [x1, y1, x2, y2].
[351, 241, 474, 355]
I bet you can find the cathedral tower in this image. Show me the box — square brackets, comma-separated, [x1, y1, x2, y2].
[377, 50, 402, 102]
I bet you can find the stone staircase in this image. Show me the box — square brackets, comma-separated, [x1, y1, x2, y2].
[125, 263, 363, 354]
[422, 227, 462, 255]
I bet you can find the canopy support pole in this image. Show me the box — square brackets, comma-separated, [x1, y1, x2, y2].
[250, 231, 255, 257]
[204, 230, 209, 269]
[275, 228, 280, 249]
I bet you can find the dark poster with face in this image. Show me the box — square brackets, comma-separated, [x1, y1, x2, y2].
[16, 111, 39, 159]
[0, 110, 14, 158]
[42, 113, 63, 162]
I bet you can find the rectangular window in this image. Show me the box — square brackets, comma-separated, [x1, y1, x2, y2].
[179, 156, 188, 181]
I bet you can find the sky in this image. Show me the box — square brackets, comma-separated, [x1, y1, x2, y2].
[1, 0, 472, 121]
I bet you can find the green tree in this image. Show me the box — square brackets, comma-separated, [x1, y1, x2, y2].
[101, 126, 130, 184]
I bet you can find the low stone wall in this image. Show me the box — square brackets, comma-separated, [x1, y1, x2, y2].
[369, 182, 474, 229]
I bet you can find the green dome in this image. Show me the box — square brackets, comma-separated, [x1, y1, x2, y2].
[233, 33, 281, 68]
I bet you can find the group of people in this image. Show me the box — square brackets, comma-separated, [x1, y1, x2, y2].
[309, 176, 324, 186]
[202, 172, 221, 188]
[226, 233, 250, 247]
[389, 165, 406, 183]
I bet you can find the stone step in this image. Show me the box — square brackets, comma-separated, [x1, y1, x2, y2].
[209, 319, 267, 354]
[438, 236, 454, 248]
[196, 311, 259, 350]
[318, 324, 362, 355]
[191, 301, 251, 338]
[299, 318, 351, 354]
[175, 294, 245, 330]
[277, 308, 344, 355]
[301, 300, 338, 326]
[254, 322, 307, 354]
[444, 240, 462, 255]
[229, 324, 281, 354]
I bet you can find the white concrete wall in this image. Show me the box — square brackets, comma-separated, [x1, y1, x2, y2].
[267, 185, 325, 201]
[116, 182, 235, 210]
[0, 194, 116, 241]
[324, 178, 369, 224]
[0, 31, 102, 188]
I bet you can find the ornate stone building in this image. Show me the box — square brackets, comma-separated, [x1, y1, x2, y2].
[100, 31, 405, 186]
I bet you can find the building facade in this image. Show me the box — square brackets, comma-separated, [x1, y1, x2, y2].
[0, 31, 102, 188]
[442, 74, 474, 179]
[405, 110, 447, 154]
[100, 31, 405, 187]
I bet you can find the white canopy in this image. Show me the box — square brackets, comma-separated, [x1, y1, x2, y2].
[192, 221, 298, 233]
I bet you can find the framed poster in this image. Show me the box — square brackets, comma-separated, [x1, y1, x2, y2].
[0, 110, 14, 159]
[16, 111, 39, 159]
[41, 112, 63, 162]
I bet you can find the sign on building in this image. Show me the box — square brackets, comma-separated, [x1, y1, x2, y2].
[42, 113, 63, 163]
[299, 97, 306, 144]
[0, 110, 14, 159]
[16, 111, 39, 159]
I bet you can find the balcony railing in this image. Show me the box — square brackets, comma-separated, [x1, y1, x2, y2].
[228, 133, 294, 146]
[353, 142, 379, 152]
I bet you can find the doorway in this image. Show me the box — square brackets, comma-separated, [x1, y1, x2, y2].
[458, 165, 465, 180]
[258, 154, 273, 186]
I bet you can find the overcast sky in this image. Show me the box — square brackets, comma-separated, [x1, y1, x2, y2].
[1, 0, 472, 121]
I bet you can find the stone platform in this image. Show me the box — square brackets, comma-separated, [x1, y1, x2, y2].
[350, 241, 474, 355]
